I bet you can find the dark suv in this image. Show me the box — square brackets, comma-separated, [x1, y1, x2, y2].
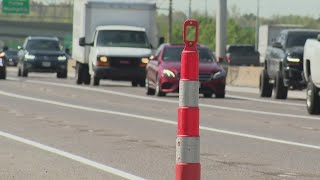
[17, 36, 68, 78]
[260, 29, 320, 99]
[226, 44, 260, 66]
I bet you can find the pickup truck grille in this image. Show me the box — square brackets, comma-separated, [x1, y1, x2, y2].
[109, 57, 140, 68]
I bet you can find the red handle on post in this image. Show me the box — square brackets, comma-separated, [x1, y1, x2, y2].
[183, 19, 199, 50]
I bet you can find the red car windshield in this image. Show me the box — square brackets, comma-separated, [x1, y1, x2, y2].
[162, 47, 215, 62]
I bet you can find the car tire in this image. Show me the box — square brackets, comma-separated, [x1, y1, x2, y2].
[0, 68, 6, 79]
[306, 77, 320, 115]
[57, 71, 67, 79]
[155, 76, 166, 97]
[93, 76, 100, 86]
[76, 63, 83, 84]
[146, 78, 155, 95]
[131, 81, 138, 87]
[203, 93, 213, 98]
[18, 67, 21, 77]
[259, 69, 273, 97]
[139, 80, 146, 87]
[215, 92, 225, 98]
[274, 71, 288, 99]
[22, 68, 28, 77]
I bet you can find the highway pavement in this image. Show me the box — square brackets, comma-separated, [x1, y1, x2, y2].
[0, 69, 320, 179]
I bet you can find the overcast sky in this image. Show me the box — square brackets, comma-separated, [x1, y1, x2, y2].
[158, 0, 320, 18]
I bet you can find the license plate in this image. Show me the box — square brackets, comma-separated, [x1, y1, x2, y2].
[0, 58, 3, 66]
[42, 62, 51, 67]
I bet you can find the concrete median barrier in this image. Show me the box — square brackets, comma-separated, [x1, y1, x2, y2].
[226, 66, 263, 88]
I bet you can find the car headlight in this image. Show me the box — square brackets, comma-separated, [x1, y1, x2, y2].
[99, 56, 108, 62]
[25, 53, 35, 60]
[162, 69, 176, 78]
[58, 56, 67, 61]
[211, 71, 226, 80]
[287, 57, 300, 62]
[141, 58, 149, 64]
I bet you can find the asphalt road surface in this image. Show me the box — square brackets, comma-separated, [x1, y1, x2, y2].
[0, 69, 320, 180]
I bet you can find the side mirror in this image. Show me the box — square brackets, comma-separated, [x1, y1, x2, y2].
[159, 37, 165, 46]
[79, 37, 86, 47]
[272, 42, 282, 49]
[65, 48, 70, 55]
[317, 34, 320, 41]
[150, 55, 158, 61]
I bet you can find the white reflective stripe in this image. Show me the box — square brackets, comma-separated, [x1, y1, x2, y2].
[179, 81, 199, 107]
[176, 137, 200, 163]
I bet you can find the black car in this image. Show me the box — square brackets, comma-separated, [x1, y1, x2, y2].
[17, 36, 68, 78]
[260, 29, 320, 99]
[5, 49, 18, 66]
[0, 51, 7, 79]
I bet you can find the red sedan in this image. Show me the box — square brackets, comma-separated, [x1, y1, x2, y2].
[145, 44, 226, 98]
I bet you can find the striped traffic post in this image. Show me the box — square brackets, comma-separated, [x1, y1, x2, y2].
[176, 19, 200, 180]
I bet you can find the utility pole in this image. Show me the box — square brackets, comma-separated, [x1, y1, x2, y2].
[188, 0, 192, 19]
[255, 0, 260, 51]
[205, 0, 208, 19]
[168, 0, 173, 43]
[216, 0, 227, 62]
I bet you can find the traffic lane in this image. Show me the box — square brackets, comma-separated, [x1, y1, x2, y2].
[0, 96, 273, 179]
[5, 77, 311, 117]
[0, 136, 120, 180]
[2, 79, 320, 146]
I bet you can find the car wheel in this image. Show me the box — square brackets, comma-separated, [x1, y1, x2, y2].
[306, 77, 320, 115]
[18, 67, 21, 77]
[131, 81, 138, 87]
[203, 93, 213, 98]
[76, 63, 83, 84]
[22, 67, 28, 77]
[57, 70, 67, 79]
[259, 69, 273, 97]
[155, 76, 166, 97]
[0, 68, 6, 79]
[93, 75, 100, 86]
[274, 71, 288, 99]
[215, 92, 225, 98]
[146, 78, 155, 95]
[139, 80, 146, 87]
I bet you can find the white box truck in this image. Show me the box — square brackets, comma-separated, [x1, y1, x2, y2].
[72, 0, 161, 86]
[258, 24, 303, 64]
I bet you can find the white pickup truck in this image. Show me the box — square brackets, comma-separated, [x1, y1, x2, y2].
[303, 35, 320, 114]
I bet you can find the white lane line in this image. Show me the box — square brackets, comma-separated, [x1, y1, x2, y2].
[227, 95, 304, 107]
[7, 78, 320, 121]
[0, 90, 320, 151]
[0, 130, 145, 180]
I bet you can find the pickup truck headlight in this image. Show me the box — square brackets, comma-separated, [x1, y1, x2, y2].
[25, 53, 35, 60]
[99, 56, 108, 62]
[58, 56, 67, 61]
[162, 69, 176, 78]
[141, 58, 149, 64]
[287, 57, 300, 62]
[211, 71, 226, 80]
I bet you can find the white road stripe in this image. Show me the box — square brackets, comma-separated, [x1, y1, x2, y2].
[227, 95, 305, 107]
[7, 78, 319, 121]
[0, 90, 320, 150]
[0, 131, 146, 180]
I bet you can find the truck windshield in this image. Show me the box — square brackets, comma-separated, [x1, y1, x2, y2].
[286, 32, 320, 48]
[96, 30, 150, 48]
[163, 47, 215, 62]
[26, 40, 60, 51]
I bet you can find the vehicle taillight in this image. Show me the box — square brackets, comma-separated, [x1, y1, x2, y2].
[226, 53, 231, 63]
